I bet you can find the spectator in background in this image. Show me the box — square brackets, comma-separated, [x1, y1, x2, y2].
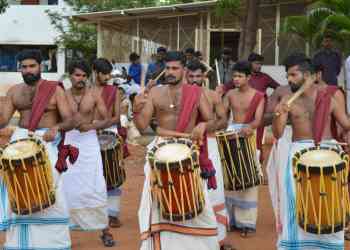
[216, 47, 235, 85]
[127, 52, 142, 85]
[248, 53, 280, 93]
[194, 51, 203, 61]
[184, 47, 195, 65]
[312, 33, 342, 85]
[145, 46, 167, 85]
[111, 59, 118, 71]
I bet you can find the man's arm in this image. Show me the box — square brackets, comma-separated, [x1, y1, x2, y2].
[133, 90, 154, 132]
[91, 90, 110, 130]
[240, 97, 265, 136]
[213, 92, 228, 131]
[156, 126, 190, 138]
[272, 97, 289, 139]
[331, 93, 350, 131]
[55, 87, 75, 131]
[198, 90, 215, 133]
[267, 74, 280, 89]
[263, 87, 283, 126]
[0, 89, 15, 129]
[105, 89, 121, 128]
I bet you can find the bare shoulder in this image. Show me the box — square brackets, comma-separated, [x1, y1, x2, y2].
[149, 85, 165, 98]
[207, 89, 220, 103]
[226, 89, 236, 98]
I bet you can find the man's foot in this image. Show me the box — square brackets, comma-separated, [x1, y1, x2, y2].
[109, 216, 122, 228]
[100, 231, 115, 247]
[221, 243, 236, 250]
[345, 229, 350, 241]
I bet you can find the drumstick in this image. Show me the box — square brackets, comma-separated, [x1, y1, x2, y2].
[215, 59, 222, 85]
[140, 67, 146, 93]
[275, 79, 314, 117]
[153, 69, 166, 82]
[200, 60, 213, 73]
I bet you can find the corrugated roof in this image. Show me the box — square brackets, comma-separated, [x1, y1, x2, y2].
[72, 0, 217, 23]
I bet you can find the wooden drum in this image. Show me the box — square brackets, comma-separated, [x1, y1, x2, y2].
[293, 146, 350, 234]
[98, 130, 126, 190]
[0, 138, 55, 215]
[148, 138, 205, 221]
[216, 131, 261, 191]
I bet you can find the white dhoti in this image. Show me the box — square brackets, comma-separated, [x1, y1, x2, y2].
[62, 129, 108, 231]
[138, 138, 220, 250]
[0, 128, 71, 250]
[225, 123, 260, 231]
[277, 139, 344, 250]
[104, 126, 122, 218]
[207, 136, 229, 245]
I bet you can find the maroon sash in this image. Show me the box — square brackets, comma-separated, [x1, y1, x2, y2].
[28, 80, 78, 173]
[176, 84, 217, 190]
[313, 86, 340, 144]
[101, 85, 130, 158]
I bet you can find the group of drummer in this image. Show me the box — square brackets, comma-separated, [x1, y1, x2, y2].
[0, 47, 349, 250]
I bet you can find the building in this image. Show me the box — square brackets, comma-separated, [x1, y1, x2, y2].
[0, 0, 68, 87]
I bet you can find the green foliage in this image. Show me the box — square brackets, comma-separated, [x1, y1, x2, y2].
[0, 0, 9, 14]
[215, 0, 241, 18]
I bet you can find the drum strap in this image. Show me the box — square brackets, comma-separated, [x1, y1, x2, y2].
[102, 85, 117, 112]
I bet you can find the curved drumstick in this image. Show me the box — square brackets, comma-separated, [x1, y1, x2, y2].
[153, 69, 166, 82]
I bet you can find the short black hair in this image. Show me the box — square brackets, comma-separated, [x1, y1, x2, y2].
[186, 61, 206, 73]
[92, 58, 113, 74]
[232, 61, 252, 75]
[129, 52, 140, 62]
[283, 53, 313, 73]
[165, 51, 186, 66]
[185, 48, 195, 54]
[17, 49, 42, 64]
[68, 59, 91, 76]
[157, 47, 167, 53]
[194, 51, 202, 58]
[312, 62, 324, 73]
[248, 53, 264, 62]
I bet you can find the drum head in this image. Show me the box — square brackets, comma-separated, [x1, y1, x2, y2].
[2, 140, 39, 159]
[154, 143, 191, 162]
[98, 133, 118, 151]
[299, 149, 342, 167]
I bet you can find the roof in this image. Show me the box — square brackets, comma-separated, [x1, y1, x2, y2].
[72, 0, 217, 24]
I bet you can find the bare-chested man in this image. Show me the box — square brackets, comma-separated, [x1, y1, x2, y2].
[134, 51, 220, 250]
[223, 61, 265, 237]
[62, 60, 115, 247]
[272, 54, 350, 250]
[0, 49, 74, 249]
[92, 58, 127, 230]
[186, 61, 234, 250]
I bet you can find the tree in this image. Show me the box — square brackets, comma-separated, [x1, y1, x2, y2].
[0, 0, 9, 14]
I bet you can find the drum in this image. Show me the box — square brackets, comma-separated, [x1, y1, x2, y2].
[293, 146, 350, 234]
[98, 130, 126, 190]
[216, 131, 261, 191]
[148, 138, 205, 221]
[0, 137, 55, 215]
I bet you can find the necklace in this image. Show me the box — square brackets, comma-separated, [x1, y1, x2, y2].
[167, 87, 176, 109]
[72, 89, 86, 108]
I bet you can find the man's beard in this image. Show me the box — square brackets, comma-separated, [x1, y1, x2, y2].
[165, 75, 181, 85]
[23, 72, 41, 86]
[289, 82, 301, 93]
[75, 80, 86, 89]
[192, 80, 203, 86]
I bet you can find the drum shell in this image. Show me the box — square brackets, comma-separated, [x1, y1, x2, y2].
[293, 147, 350, 234]
[216, 132, 261, 191]
[0, 138, 55, 215]
[98, 131, 126, 190]
[148, 138, 205, 221]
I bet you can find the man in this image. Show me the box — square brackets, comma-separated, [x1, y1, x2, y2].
[223, 61, 265, 237]
[145, 46, 167, 85]
[134, 51, 219, 250]
[62, 60, 115, 247]
[186, 61, 233, 250]
[0, 49, 75, 249]
[92, 58, 128, 229]
[216, 47, 235, 85]
[272, 54, 350, 250]
[128, 52, 142, 85]
[312, 33, 342, 85]
[184, 47, 195, 65]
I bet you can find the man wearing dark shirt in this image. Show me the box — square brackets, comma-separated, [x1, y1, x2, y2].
[248, 53, 280, 92]
[312, 34, 342, 85]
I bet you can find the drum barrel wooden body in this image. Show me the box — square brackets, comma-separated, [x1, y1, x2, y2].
[293, 147, 350, 234]
[0, 138, 55, 215]
[98, 130, 126, 190]
[216, 131, 261, 191]
[148, 138, 205, 221]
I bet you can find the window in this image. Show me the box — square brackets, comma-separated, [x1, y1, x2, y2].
[0, 45, 58, 72]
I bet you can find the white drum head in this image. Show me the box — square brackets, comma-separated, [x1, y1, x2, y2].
[299, 149, 342, 167]
[154, 143, 191, 162]
[2, 140, 38, 159]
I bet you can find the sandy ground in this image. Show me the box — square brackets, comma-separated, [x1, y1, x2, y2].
[1, 143, 350, 250]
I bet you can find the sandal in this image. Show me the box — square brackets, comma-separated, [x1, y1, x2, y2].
[240, 228, 248, 238]
[109, 216, 122, 228]
[100, 232, 115, 247]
